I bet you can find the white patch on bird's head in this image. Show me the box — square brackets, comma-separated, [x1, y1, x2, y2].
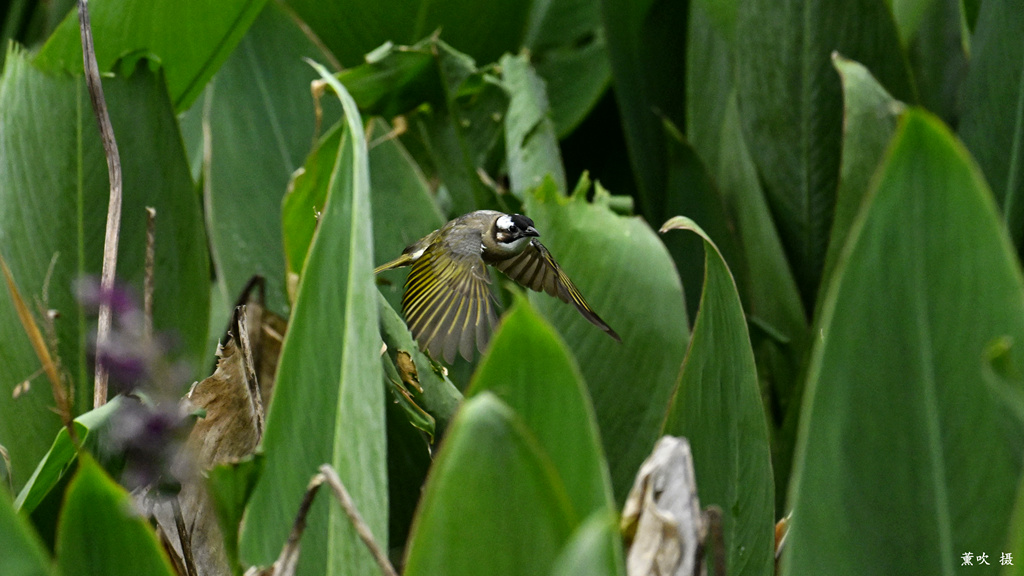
[496, 214, 515, 232]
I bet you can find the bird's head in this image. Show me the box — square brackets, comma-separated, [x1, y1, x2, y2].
[493, 213, 539, 253]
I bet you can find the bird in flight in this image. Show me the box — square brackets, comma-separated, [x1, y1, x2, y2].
[375, 210, 619, 363]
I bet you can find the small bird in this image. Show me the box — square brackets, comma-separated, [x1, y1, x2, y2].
[376, 210, 619, 363]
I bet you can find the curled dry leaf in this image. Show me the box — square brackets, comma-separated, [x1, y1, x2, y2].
[621, 436, 706, 576]
[147, 304, 266, 576]
[395, 350, 422, 394]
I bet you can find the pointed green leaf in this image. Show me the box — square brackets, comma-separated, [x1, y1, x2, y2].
[0, 487, 54, 576]
[208, 456, 264, 576]
[501, 53, 567, 200]
[524, 178, 689, 503]
[55, 456, 176, 576]
[468, 298, 615, 521]
[735, 0, 912, 307]
[15, 397, 122, 514]
[660, 216, 776, 576]
[404, 393, 576, 576]
[598, 0, 687, 219]
[35, 0, 266, 111]
[549, 512, 626, 576]
[239, 65, 385, 576]
[785, 110, 1024, 575]
[205, 1, 340, 316]
[822, 54, 905, 306]
[958, 0, 1024, 250]
[0, 50, 208, 488]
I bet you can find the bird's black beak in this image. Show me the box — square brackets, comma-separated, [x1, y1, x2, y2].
[524, 226, 539, 237]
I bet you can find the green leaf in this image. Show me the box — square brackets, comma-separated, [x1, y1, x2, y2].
[501, 53, 567, 200]
[0, 487, 54, 576]
[524, 0, 611, 136]
[205, 1, 340, 316]
[239, 65, 386, 576]
[377, 293, 462, 431]
[282, 122, 341, 283]
[0, 50, 208, 488]
[467, 298, 615, 521]
[598, 0, 687, 220]
[55, 456, 176, 576]
[403, 393, 576, 576]
[660, 216, 776, 576]
[684, 0, 735, 174]
[821, 54, 905, 307]
[784, 110, 1024, 575]
[734, 0, 913, 308]
[548, 512, 625, 576]
[524, 178, 689, 503]
[208, 456, 264, 576]
[958, 0, 1024, 250]
[14, 397, 122, 514]
[34, 0, 266, 111]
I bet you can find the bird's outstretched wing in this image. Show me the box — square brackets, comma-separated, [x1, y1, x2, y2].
[402, 238, 497, 363]
[493, 239, 620, 341]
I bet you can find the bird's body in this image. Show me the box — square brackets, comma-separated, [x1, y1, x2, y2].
[376, 210, 619, 362]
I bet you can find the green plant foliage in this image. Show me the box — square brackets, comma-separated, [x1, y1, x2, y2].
[785, 110, 1024, 575]
[0, 487, 54, 576]
[501, 53, 567, 200]
[661, 216, 775, 576]
[549, 512, 625, 576]
[0, 50, 208, 487]
[598, 0, 686, 219]
[524, 177, 689, 503]
[821, 54, 906, 304]
[467, 298, 616, 521]
[204, 1, 340, 316]
[14, 397, 122, 514]
[34, 0, 266, 111]
[958, 0, 1024, 250]
[208, 456, 264, 576]
[403, 393, 576, 576]
[339, 38, 507, 215]
[239, 68, 386, 576]
[734, 0, 913, 308]
[55, 456, 176, 576]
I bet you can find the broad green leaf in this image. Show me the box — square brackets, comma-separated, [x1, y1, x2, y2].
[958, 0, 1024, 250]
[239, 66, 386, 576]
[1004, 473, 1024, 576]
[282, 122, 342, 283]
[14, 397, 122, 514]
[208, 456, 264, 576]
[467, 298, 615, 521]
[717, 94, 806, 511]
[549, 512, 625, 576]
[0, 487, 54, 576]
[598, 0, 686, 220]
[501, 53, 567, 200]
[0, 50, 208, 488]
[660, 216, 775, 576]
[891, 0, 937, 41]
[55, 456, 176, 576]
[205, 1, 340, 316]
[684, 1, 734, 174]
[901, 0, 966, 125]
[734, 0, 913, 308]
[35, 0, 266, 111]
[822, 55, 905, 307]
[524, 177, 689, 502]
[524, 0, 610, 136]
[377, 293, 462, 431]
[785, 110, 1024, 575]
[403, 393, 576, 576]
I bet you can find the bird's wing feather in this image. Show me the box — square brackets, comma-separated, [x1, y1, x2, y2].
[402, 228, 497, 362]
[494, 239, 620, 341]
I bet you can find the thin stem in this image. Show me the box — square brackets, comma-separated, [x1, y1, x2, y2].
[77, 0, 123, 408]
[319, 465, 398, 576]
[144, 207, 156, 342]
